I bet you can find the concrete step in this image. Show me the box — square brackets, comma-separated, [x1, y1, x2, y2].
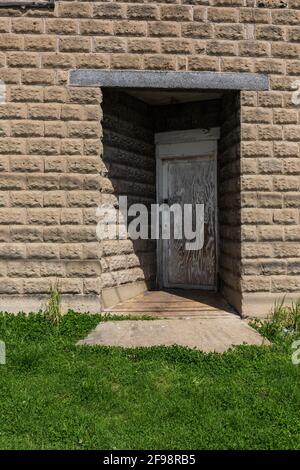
[78, 317, 269, 353]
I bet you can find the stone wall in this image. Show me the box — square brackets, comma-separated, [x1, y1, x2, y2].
[240, 86, 300, 316]
[218, 92, 242, 312]
[0, 83, 103, 312]
[100, 90, 156, 306]
[0, 0, 299, 315]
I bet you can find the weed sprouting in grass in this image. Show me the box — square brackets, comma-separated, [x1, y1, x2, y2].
[43, 284, 62, 326]
[251, 298, 300, 342]
[287, 301, 300, 332]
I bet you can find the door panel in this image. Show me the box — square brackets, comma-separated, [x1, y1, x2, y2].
[161, 155, 217, 289]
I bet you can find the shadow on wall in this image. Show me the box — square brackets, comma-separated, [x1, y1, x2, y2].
[218, 92, 242, 313]
[101, 89, 156, 292]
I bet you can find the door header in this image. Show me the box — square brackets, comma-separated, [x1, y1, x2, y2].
[69, 70, 269, 91]
[155, 127, 220, 145]
[155, 128, 219, 159]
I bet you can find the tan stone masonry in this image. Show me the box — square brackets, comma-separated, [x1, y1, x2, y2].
[0, 0, 299, 316]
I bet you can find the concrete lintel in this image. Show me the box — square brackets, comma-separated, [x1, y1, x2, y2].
[69, 69, 269, 91]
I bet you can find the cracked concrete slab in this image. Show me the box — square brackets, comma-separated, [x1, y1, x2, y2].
[78, 316, 268, 353]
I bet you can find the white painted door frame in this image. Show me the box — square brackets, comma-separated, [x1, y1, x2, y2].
[155, 127, 220, 290]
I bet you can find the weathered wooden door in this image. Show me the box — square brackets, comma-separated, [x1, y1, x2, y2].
[155, 129, 219, 291]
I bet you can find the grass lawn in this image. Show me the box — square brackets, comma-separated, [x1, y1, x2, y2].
[0, 311, 300, 450]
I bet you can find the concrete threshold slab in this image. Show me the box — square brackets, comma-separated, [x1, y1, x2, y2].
[78, 316, 268, 353]
[104, 310, 235, 320]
